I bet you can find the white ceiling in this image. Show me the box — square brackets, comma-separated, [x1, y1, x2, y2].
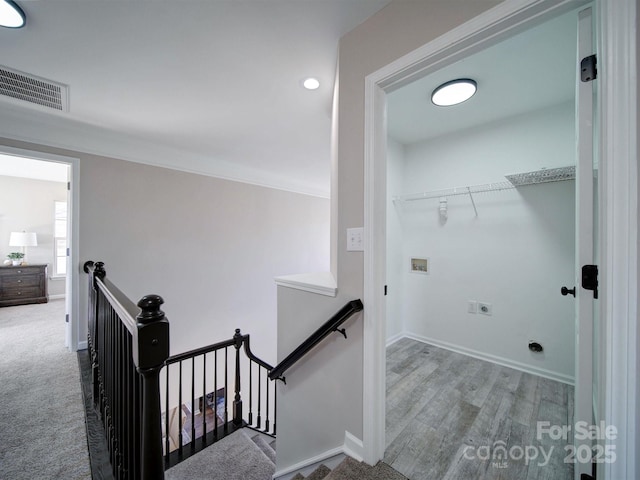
[387, 9, 578, 145]
[0, 0, 391, 196]
[0, 153, 68, 182]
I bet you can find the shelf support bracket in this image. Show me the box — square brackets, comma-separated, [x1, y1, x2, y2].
[467, 187, 478, 217]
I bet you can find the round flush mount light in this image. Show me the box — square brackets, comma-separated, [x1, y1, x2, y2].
[431, 78, 477, 106]
[0, 0, 26, 28]
[302, 77, 320, 90]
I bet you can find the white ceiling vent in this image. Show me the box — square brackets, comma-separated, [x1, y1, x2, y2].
[0, 65, 69, 112]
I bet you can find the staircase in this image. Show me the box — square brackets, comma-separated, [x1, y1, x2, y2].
[291, 456, 408, 480]
[164, 428, 407, 480]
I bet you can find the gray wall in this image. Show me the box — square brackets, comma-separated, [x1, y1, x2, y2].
[0, 175, 67, 297]
[0, 137, 330, 365]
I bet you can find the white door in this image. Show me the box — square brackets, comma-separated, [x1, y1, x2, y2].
[573, 6, 597, 480]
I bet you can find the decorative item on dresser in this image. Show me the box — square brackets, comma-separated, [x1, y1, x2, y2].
[0, 264, 48, 307]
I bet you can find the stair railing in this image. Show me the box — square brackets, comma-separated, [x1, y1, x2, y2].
[84, 260, 169, 480]
[162, 328, 275, 468]
[268, 299, 364, 383]
[84, 260, 276, 478]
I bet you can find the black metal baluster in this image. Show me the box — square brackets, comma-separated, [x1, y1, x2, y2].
[224, 347, 228, 432]
[273, 377, 276, 436]
[214, 351, 218, 441]
[249, 360, 253, 426]
[257, 367, 262, 429]
[133, 364, 141, 478]
[191, 356, 195, 449]
[202, 354, 207, 447]
[115, 319, 122, 478]
[164, 366, 170, 463]
[178, 361, 183, 455]
[265, 367, 270, 433]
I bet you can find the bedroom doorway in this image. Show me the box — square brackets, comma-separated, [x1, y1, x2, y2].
[0, 145, 81, 351]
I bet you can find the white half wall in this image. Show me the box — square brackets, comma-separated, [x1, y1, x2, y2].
[388, 102, 576, 381]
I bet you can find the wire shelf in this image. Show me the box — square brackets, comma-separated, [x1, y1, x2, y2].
[393, 166, 575, 204]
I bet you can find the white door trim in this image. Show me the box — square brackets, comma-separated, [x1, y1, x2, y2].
[598, 1, 638, 478]
[0, 145, 81, 352]
[363, 2, 637, 478]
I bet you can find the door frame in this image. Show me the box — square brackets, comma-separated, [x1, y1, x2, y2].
[0, 145, 81, 352]
[362, 1, 637, 479]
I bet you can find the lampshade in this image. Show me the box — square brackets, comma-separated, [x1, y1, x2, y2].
[9, 231, 37, 247]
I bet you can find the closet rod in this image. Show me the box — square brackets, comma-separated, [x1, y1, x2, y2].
[393, 181, 515, 203]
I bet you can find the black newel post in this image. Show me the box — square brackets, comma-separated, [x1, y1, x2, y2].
[233, 328, 243, 426]
[135, 295, 169, 480]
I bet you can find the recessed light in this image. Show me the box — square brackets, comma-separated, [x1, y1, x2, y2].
[431, 78, 477, 106]
[0, 0, 25, 28]
[303, 78, 320, 90]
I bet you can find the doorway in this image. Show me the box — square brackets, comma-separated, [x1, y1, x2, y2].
[383, 7, 580, 479]
[360, 0, 640, 478]
[0, 145, 81, 351]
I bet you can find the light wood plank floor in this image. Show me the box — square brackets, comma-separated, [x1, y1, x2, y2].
[385, 338, 574, 480]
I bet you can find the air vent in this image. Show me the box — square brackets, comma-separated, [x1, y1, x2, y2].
[0, 65, 69, 112]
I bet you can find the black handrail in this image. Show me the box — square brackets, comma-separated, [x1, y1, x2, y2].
[268, 299, 363, 383]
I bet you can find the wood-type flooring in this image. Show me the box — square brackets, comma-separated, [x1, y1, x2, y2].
[385, 338, 574, 480]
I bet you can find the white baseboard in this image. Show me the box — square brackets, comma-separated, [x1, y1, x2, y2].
[273, 446, 344, 480]
[77, 340, 88, 350]
[49, 294, 66, 300]
[404, 332, 575, 385]
[385, 331, 406, 347]
[273, 430, 363, 480]
[343, 430, 364, 462]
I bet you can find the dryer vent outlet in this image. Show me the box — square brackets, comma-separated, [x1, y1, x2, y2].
[528, 341, 544, 353]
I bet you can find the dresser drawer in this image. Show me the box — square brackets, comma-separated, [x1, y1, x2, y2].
[0, 267, 42, 277]
[1, 274, 40, 287]
[2, 286, 42, 299]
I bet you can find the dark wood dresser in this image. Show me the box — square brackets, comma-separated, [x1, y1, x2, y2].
[0, 264, 49, 307]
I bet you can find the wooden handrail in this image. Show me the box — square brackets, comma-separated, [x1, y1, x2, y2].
[268, 299, 363, 382]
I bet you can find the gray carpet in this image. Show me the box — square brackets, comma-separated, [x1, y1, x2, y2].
[0, 300, 91, 479]
[293, 457, 408, 480]
[165, 429, 276, 480]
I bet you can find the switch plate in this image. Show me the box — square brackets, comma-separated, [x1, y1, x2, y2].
[468, 301, 477, 314]
[478, 302, 492, 316]
[347, 227, 364, 251]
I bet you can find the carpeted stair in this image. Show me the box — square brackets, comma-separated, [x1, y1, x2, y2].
[165, 428, 407, 480]
[291, 457, 408, 480]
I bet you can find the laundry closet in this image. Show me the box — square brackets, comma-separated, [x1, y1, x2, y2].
[384, 11, 580, 384]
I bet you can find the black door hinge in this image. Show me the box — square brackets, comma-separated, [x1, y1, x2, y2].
[581, 54, 597, 82]
[66, 314, 69, 323]
[582, 264, 599, 299]
[384, 285, 388, 296]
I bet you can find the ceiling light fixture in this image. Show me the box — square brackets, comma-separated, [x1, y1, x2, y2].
[303, 78, 320, 90]
[0, 0, 25, 28]
[431, 78, 477, 106]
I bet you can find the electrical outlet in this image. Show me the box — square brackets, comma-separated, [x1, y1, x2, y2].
[468, 301, 477, 314]
[478, 302, 492, 316]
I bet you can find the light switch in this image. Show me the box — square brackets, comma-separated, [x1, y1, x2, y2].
[347, 227, 364, 251]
